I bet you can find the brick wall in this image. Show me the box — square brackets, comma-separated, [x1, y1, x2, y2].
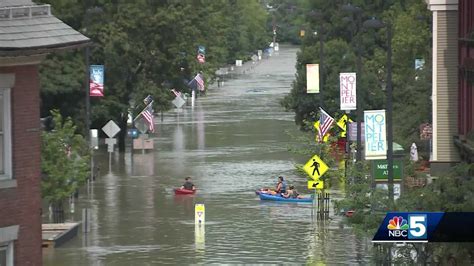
[0, 65, 42, 265]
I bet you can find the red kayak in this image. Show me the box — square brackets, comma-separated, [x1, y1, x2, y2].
[174, 188, 196, 195]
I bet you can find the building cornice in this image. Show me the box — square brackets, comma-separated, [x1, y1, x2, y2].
[426, 0, 459, 11]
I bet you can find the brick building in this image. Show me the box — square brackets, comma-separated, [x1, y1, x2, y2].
[0, 1, 89, 265]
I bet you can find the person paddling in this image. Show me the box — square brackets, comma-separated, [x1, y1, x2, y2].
[270, 176, 287, 195]
[181, 177, 196, 191]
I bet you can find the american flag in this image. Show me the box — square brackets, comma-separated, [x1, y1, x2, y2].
[318, 108, 334, 142]
[143, 95, 153, 105]
[171, 89, 182, 98]
[194, 73, 204, 91]
[141, 103, 154, 132]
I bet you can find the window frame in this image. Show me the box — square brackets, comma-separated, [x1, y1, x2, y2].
[0, 87, 12, 181]
[0, 241, 14, 266]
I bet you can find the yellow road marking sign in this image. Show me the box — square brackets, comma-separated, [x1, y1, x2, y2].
[303, 155, 329, 180]
[308, 180, 324, 190]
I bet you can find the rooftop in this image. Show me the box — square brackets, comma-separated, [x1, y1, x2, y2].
[0, 1, 90, 56]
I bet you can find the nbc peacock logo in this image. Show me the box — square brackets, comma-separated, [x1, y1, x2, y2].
[387, 216, 409, 237]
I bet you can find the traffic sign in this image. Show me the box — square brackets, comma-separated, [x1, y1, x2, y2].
[308, 180, 324, 190]
[337, 115, 353, 137]
[303, 155, 329, 180]
[313, 121, 329, 142]
[172, 96, 185, 108]
[195, 204, 205, 224]
[337, 114, 353, 131]
[102, 120, 120, 138]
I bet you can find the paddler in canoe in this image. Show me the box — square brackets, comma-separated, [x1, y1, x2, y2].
[258, 176, 287, 195]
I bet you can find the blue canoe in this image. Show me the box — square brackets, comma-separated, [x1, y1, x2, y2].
[258, 193, 313, 203]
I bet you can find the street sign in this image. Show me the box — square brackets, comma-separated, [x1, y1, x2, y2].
[105, 138, 116, 153]
[337, 114, 353, 131]
[372, 159, 403, 181]
[337, 115, 353, 137]
[303, 155, 329, 180]
[308, 180, 324, 190]
[172, 96, 185, 109]
[313, 121, 330, 142]
[102, 120, 120, 138]
[195, 204, 205, 224]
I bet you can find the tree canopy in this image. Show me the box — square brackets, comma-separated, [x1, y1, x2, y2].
[281, 0, 432, 152]
[38, 0, 271, 149]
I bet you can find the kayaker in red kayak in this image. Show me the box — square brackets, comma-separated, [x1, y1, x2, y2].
[180, 177, 196, 191]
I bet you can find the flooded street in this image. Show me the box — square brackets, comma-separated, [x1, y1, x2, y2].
[43, 45, 372, 265]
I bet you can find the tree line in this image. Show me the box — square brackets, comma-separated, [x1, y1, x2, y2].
[38, 0, 270, 150]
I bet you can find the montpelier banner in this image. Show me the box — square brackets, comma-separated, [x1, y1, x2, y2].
[90, 65, 104, 97]
[340, 73, 356, 110]
[306, 64, 320, 94]
[364, 110, 387, 160]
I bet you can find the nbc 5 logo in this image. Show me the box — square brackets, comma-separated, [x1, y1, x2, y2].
[408, 214, 427, 240]
[387, 214, 427, 240]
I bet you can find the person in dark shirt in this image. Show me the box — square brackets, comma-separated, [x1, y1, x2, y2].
[181, 177, 196, 191]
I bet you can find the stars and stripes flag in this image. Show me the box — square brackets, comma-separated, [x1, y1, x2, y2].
[143, 94, 153, 105]
[171, 89, 182, 98]
[195, 73, 204, 91]
[188, 73, 205, 91]
[139, 102, 154, 132]
[317, 108, 334, 142]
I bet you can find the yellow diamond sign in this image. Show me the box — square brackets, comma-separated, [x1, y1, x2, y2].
[308, 180, 324, 190]
[303, 155, 329, 180]
[336, 114, 353, 131]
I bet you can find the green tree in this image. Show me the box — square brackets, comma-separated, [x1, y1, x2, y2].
[41, 110, 89, 222]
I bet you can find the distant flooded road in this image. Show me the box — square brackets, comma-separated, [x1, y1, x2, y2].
[43, 45, 372, 265]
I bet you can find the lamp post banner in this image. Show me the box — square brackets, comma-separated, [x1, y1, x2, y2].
[339, 73, 356, 110]
[364, 110, 387, 160]
[90, 65, 104, 97]
[306, 64, 320, 93]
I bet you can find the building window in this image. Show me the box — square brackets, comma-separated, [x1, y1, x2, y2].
[0, 242, 13, 266]
[0, 88, 12, 180]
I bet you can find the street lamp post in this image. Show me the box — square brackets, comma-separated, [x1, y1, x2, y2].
[341, 4, 363, 162]
[309, 10, 324, 108]
[363, 18, 394, 203]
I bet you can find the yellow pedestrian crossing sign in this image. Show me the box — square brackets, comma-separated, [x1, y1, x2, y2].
[337, 114, 353, 131]
[308, 180, 324, 190]
[337, 115, 353, 137]
[313, 121, 330, 142]
[303, 155, 329, 180]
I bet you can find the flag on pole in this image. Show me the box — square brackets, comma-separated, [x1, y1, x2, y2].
[171, 89, 182, 98]
[187, 73, 205, 91]
[137, 102, 154, 132]
[143, 95, 153, 105]
[318, 108, 334, 142]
